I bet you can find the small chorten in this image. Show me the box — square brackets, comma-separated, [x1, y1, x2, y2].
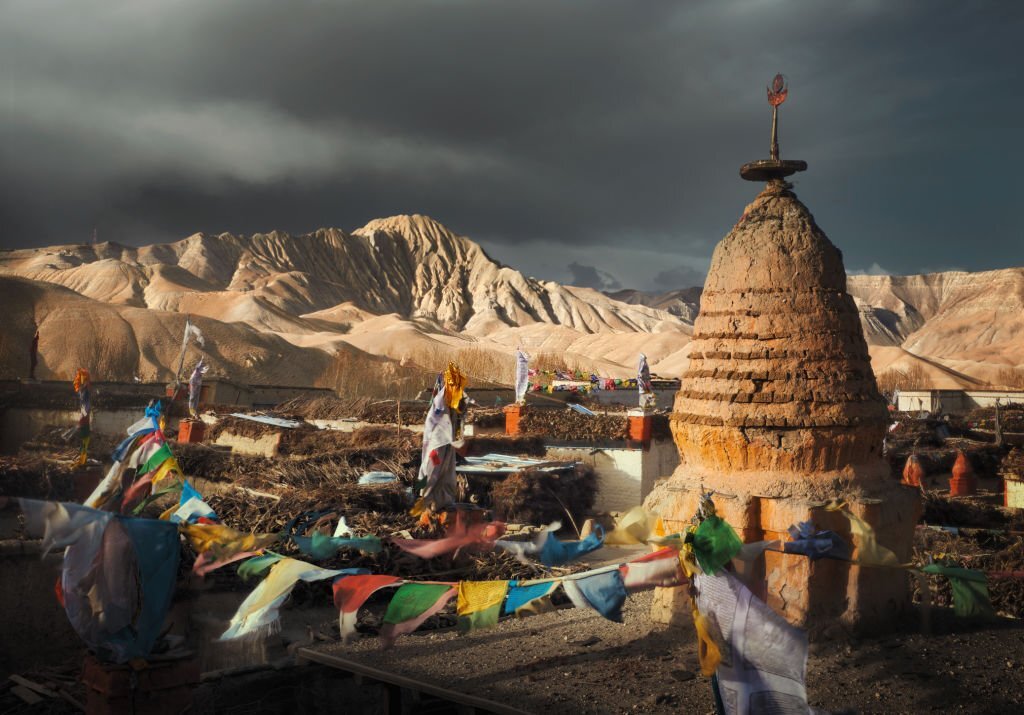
[646, 75, 920, 637]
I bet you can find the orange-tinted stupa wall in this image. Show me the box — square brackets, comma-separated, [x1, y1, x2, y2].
[645, 180, 920, 638]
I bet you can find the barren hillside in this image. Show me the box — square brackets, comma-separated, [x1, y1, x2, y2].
[2, 215, 1020, 389]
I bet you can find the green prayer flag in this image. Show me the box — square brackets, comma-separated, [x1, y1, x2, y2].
[293, 532, 383, 560]
[692, 516, 742, 575]
[384, 584, 453, 625]
[457, 603, 503, 634]
[131, 482, 181, 515]
[238, 553, 285, 582]
[922, 564, 996, 620]
[141, 443, 173, 475]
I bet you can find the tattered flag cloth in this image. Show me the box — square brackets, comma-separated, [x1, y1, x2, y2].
[495, 522, 603, 567]
[73, 368, 91, 415]
[443, 362, 466, 411]
[637, 354, 652, 395]
[107, 426, 183, 513]
[503, 581, 559, 617]
[921, 564, 996, 620]
[140, 443, 174, 476]
[72, 368, 92, 465]
[694, 571, 809, 715]
[193, 549, 263, 577]
[415, 381, 457, 511]
[20, 499, 112, 556]
[182, 523, 277, 562]
[828, 504, 904, 567]
[21, 499, 179, 663]
[563, 569, 628, 623]
[220, 558, 344, 640]
[456, 580, 509, 634]
[393, 520, 505, 560]
[292, 532, 383, 560]
[110, 427, 154, 464]
[605, 506, 663, 546]
[380, 583, 457, 649]
[782, 521, 852, 561]
[539, 524, 604, 567]
[168, 481, 218, 524]
[334, 574, 401, 643]
[238, 553, 285, 582]
[188, 358, 208, 418]
[692, 516, 742, 575]
[514, 349, 530, 404]
[621, 547, 685, 591]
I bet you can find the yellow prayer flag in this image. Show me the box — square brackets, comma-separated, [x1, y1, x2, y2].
[605, 506, 661, 545]
[693, 609, 722, 676]
[444, 363, 466, 410]
[826, 502, 904, 568]
[150, 458, 180, 488]
[456, 580, 508, 616]
[182, 523, 277, 557]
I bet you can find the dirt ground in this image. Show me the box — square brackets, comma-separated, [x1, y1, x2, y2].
[300, 588, 1024, 715]
[5, 413, 1024, 713]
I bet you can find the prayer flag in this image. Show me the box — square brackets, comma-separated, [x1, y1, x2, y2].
[238, 553, 285, 582]
[637, 353, 654, 408]
[694, 571, 809, 715]
[514, 349, 530, 404]
[220, 559, 344, 640]
[605, 506, 664, 545]
[193, 549, 262, 577]
[456, 580, 509, 634]
[380, 583, 457, 649]
[562, 569, 628, 622]
[19, 499, 113, 556]
[921, 564, 996, 620]
[188, 358, 208, 418]
[393, 520, 505, 559]
[503, 581, 559, 617]
[829, 506, 903, 567]
[416, 381, 457, 509]
[782, 521, 851, 561]
[292, 532, 383, 560]
[621, 547, 685, 590]
[333, 574, 401, 643]
[21, 500, 181, 663]
[168, 481, 218, 524]
[443, 363, 466, 410]
[538, 525, 604, 567]
[692, 516, 742, 575]
[140, 443, 173, 476]
[183, 523, 277, 559]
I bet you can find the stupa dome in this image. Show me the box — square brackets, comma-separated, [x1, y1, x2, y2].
[673, 181, 890, 488]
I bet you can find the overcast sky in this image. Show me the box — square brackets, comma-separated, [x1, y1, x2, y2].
[2, 0, 1021, 290]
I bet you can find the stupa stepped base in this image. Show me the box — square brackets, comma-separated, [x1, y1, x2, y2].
[645, 468, 921, 639]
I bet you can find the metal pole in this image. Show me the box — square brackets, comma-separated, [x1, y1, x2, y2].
[770, 105, 779, 161]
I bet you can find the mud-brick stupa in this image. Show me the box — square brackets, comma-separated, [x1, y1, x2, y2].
[646, 76, 920, 636]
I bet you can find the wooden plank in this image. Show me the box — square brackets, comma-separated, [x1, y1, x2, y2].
[10, 685, 43, 705]
[9, 675, 59, 698]
[295, 648, 530, 715]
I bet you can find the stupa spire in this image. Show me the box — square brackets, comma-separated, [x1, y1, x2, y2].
[740, 73, 808, 182]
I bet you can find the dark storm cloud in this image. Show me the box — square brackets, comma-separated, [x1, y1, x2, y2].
[566, 262, 622, 291]
[1, 0, 1022, 287]
[653, 265, 706, 290]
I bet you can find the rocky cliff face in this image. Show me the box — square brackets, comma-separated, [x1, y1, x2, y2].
[0, 215, 677, 336]
[2, 214, 1020, 387]
[0, 216, 689, 382]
